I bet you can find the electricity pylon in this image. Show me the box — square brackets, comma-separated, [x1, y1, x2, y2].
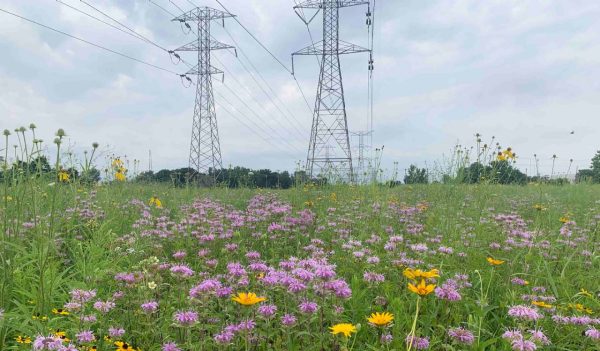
[172, 7, 235, 176]
[292, 0, 371, 182]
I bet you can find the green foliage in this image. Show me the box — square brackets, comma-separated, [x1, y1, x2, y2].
[454, 161, 527, 185]
[404, 164, 428, 184]
[134, 166, 298, 189]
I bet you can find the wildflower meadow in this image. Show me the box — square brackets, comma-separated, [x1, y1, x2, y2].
[1, 128, 599, 351]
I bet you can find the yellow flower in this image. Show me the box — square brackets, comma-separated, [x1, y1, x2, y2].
[115, 341, 136, 351]
[16, 335, 32, 344]
[486, 257, 505, 266]
[112, 158, 124, 168]
[231, 292, 267, 306]
[304, 200, 313, 207]
[408, 279, 436, 296]
[54, 329, 70, 342]
[366, 312, 394, 327]
[115, 172, 126, 182]
[329, 323, 357, 337]
[533, 204, 546, 211]
[147, 281, 157, 290]
[149, 196, 162, 208]
[580, 288, 593, 298]
[403, 268, 439, 281]
[58, 171, 70, 182]
[532, 301, 553, 309]
[52, 308, 69, 316]
[32, 313, 48, 321]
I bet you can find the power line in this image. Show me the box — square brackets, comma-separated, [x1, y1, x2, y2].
[218, 81, 305, 154]
[212, 54, 306, 142]
[0, 7, 180, 75]
[80, 0, 169, 52]
[56, 0, 146, 42]
[214, 0, 293, 75]
[222, 26, 308, 135]
[148, 0, 178, 18]
[168, 0, 187, 14]
[214, 99, 301, 160]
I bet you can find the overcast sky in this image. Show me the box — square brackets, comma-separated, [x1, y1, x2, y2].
[1, 0, 599, 177]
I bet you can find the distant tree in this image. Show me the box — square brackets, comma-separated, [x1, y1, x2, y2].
[154, 169, 172, 183]
[591, 151, 600, 183]
[80, 167, 101, 184]
[488, 160, 527, 185]
[575, 169, 595, 183]
[404, 165, 428, 184]
[135, 171, 155, 182]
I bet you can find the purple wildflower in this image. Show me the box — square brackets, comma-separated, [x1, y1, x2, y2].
[32, 335, 63, 350]
[298, 300, 319, 314]
[257, 304, 277, 318]
[281, 314, 297, 326]
[508, 305, 542, 321]
[173, 310, 199, 326]
[448, 327, 475, 345]
[141, 300, 159, 313]
[405, 335, 430, 350]
[75, 330, 95, 343]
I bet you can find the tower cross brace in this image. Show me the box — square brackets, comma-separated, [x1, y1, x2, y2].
[293, 0, 370, 182]
[172, 7, 235, 176]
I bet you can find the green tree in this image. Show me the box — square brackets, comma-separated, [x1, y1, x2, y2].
[404, 165, 428, 184]
[591, 151, 600, 183]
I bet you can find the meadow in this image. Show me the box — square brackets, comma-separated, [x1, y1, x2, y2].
[1, 173, 600, 350]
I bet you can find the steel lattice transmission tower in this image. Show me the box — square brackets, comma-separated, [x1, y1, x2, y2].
[172, 7, 235, 176]
[293, 0, 370, 182]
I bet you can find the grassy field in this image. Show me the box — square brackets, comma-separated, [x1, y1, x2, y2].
[1, 181, 600, 350]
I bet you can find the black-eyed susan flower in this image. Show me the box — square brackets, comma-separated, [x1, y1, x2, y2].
[15, 335, 32, 344]
[52, 308, 69, 316]
[115, 341, 136, 351]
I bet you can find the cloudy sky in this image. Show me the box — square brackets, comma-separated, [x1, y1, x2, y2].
[1, 0, 599, 178]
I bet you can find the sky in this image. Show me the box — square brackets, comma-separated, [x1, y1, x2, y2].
[1, 0, 600, 178]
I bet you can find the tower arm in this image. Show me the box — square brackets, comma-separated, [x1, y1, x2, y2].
[293, 0, 369, 9]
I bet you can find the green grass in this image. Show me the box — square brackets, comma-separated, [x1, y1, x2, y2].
[1, 180, 599, 350]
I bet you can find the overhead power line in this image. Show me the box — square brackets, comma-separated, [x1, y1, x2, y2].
[222, 27, 307, 136]
[0, 7, 180, 75]
[214, 0, 293, 75]
[56, 0, 147, 42]
[80, 0, 169, 52]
